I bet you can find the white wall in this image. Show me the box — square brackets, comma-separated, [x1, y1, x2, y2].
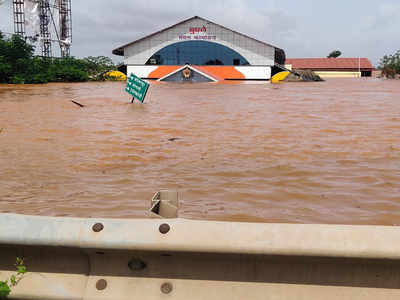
[235, 66, 271, 80]
[127, 66, 158, 78]
[127, 65, 271, 80]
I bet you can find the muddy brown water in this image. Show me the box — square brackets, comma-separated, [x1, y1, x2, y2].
[1, 79, 399, 225]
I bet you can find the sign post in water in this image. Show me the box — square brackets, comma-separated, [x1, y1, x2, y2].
[125, 73, 149, 103]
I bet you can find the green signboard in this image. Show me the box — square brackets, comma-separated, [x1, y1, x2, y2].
[125, 73, 149, 103]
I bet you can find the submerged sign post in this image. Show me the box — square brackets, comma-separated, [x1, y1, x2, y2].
[125, 73, 149, 103]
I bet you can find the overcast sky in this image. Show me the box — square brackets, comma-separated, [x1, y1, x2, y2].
[1, 0, 399, 66]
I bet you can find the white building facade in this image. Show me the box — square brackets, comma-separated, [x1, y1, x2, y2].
[113, 16, 285, 81]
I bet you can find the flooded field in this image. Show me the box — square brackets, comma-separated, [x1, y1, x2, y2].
[0, 79, 399, 225]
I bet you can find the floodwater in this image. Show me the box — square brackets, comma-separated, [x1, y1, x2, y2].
[0, 79, 400, 225]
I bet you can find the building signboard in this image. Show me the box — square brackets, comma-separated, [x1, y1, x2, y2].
[189, 26, 207, 34]
[125, 73, 149, 103]
[179, 25, 216, 41]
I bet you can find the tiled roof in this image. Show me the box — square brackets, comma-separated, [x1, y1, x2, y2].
[285, 58, 374, 70]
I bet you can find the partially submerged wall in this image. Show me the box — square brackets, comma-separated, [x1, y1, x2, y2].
[127, 65, 272, 80]
[316, 71, 362, 78]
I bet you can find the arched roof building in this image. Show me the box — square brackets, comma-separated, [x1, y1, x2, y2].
[113, 16, 285, 81]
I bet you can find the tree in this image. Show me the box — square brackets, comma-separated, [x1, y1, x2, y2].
[0, 32, 115, 84]
[379, 50, 400, 77]
[327, 50, 342, 58]
[81, 56, 115, 80]
[0, 33, 12, 82]
[47, 57, 89, 82]
[0, 32, 35, 83]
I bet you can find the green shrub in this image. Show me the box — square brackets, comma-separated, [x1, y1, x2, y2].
[49, 65, 89, 82]
[10, 76, 25, 84]
[0, 258, 27, 299]
[30, 73, 49, 84]
[0, 283, 11, 299]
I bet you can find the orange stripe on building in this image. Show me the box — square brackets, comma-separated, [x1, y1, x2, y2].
[193, 66, 223, 81]
[198, 66, 245, 80]
[148, 66, 181, 78]
[149, 65, 246, 80]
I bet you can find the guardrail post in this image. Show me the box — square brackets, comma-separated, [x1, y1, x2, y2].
[150, 190, 179, 218]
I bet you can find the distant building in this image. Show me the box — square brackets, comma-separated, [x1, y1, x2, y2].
[112, 16, 286, 81]
[285, 58, 374, 78]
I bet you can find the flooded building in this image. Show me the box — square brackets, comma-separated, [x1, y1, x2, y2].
[112, 16, 286, 81]
[285, 58, 374, 78]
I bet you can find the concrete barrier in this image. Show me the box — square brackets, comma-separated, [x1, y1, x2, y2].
[1, 213, 400, 299]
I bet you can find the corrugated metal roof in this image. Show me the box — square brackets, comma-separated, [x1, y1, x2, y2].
[112, 16, 283, 56]
[285, 58, 374, 70]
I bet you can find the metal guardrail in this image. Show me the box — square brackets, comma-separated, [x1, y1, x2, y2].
[1, 192, 400, 299]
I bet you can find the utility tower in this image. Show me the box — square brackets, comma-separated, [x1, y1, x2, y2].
[58, 0, 72, 57]
[13, 0, 25, 36]
[12, 0, 72, 58]
[39, 0, 52, 57]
